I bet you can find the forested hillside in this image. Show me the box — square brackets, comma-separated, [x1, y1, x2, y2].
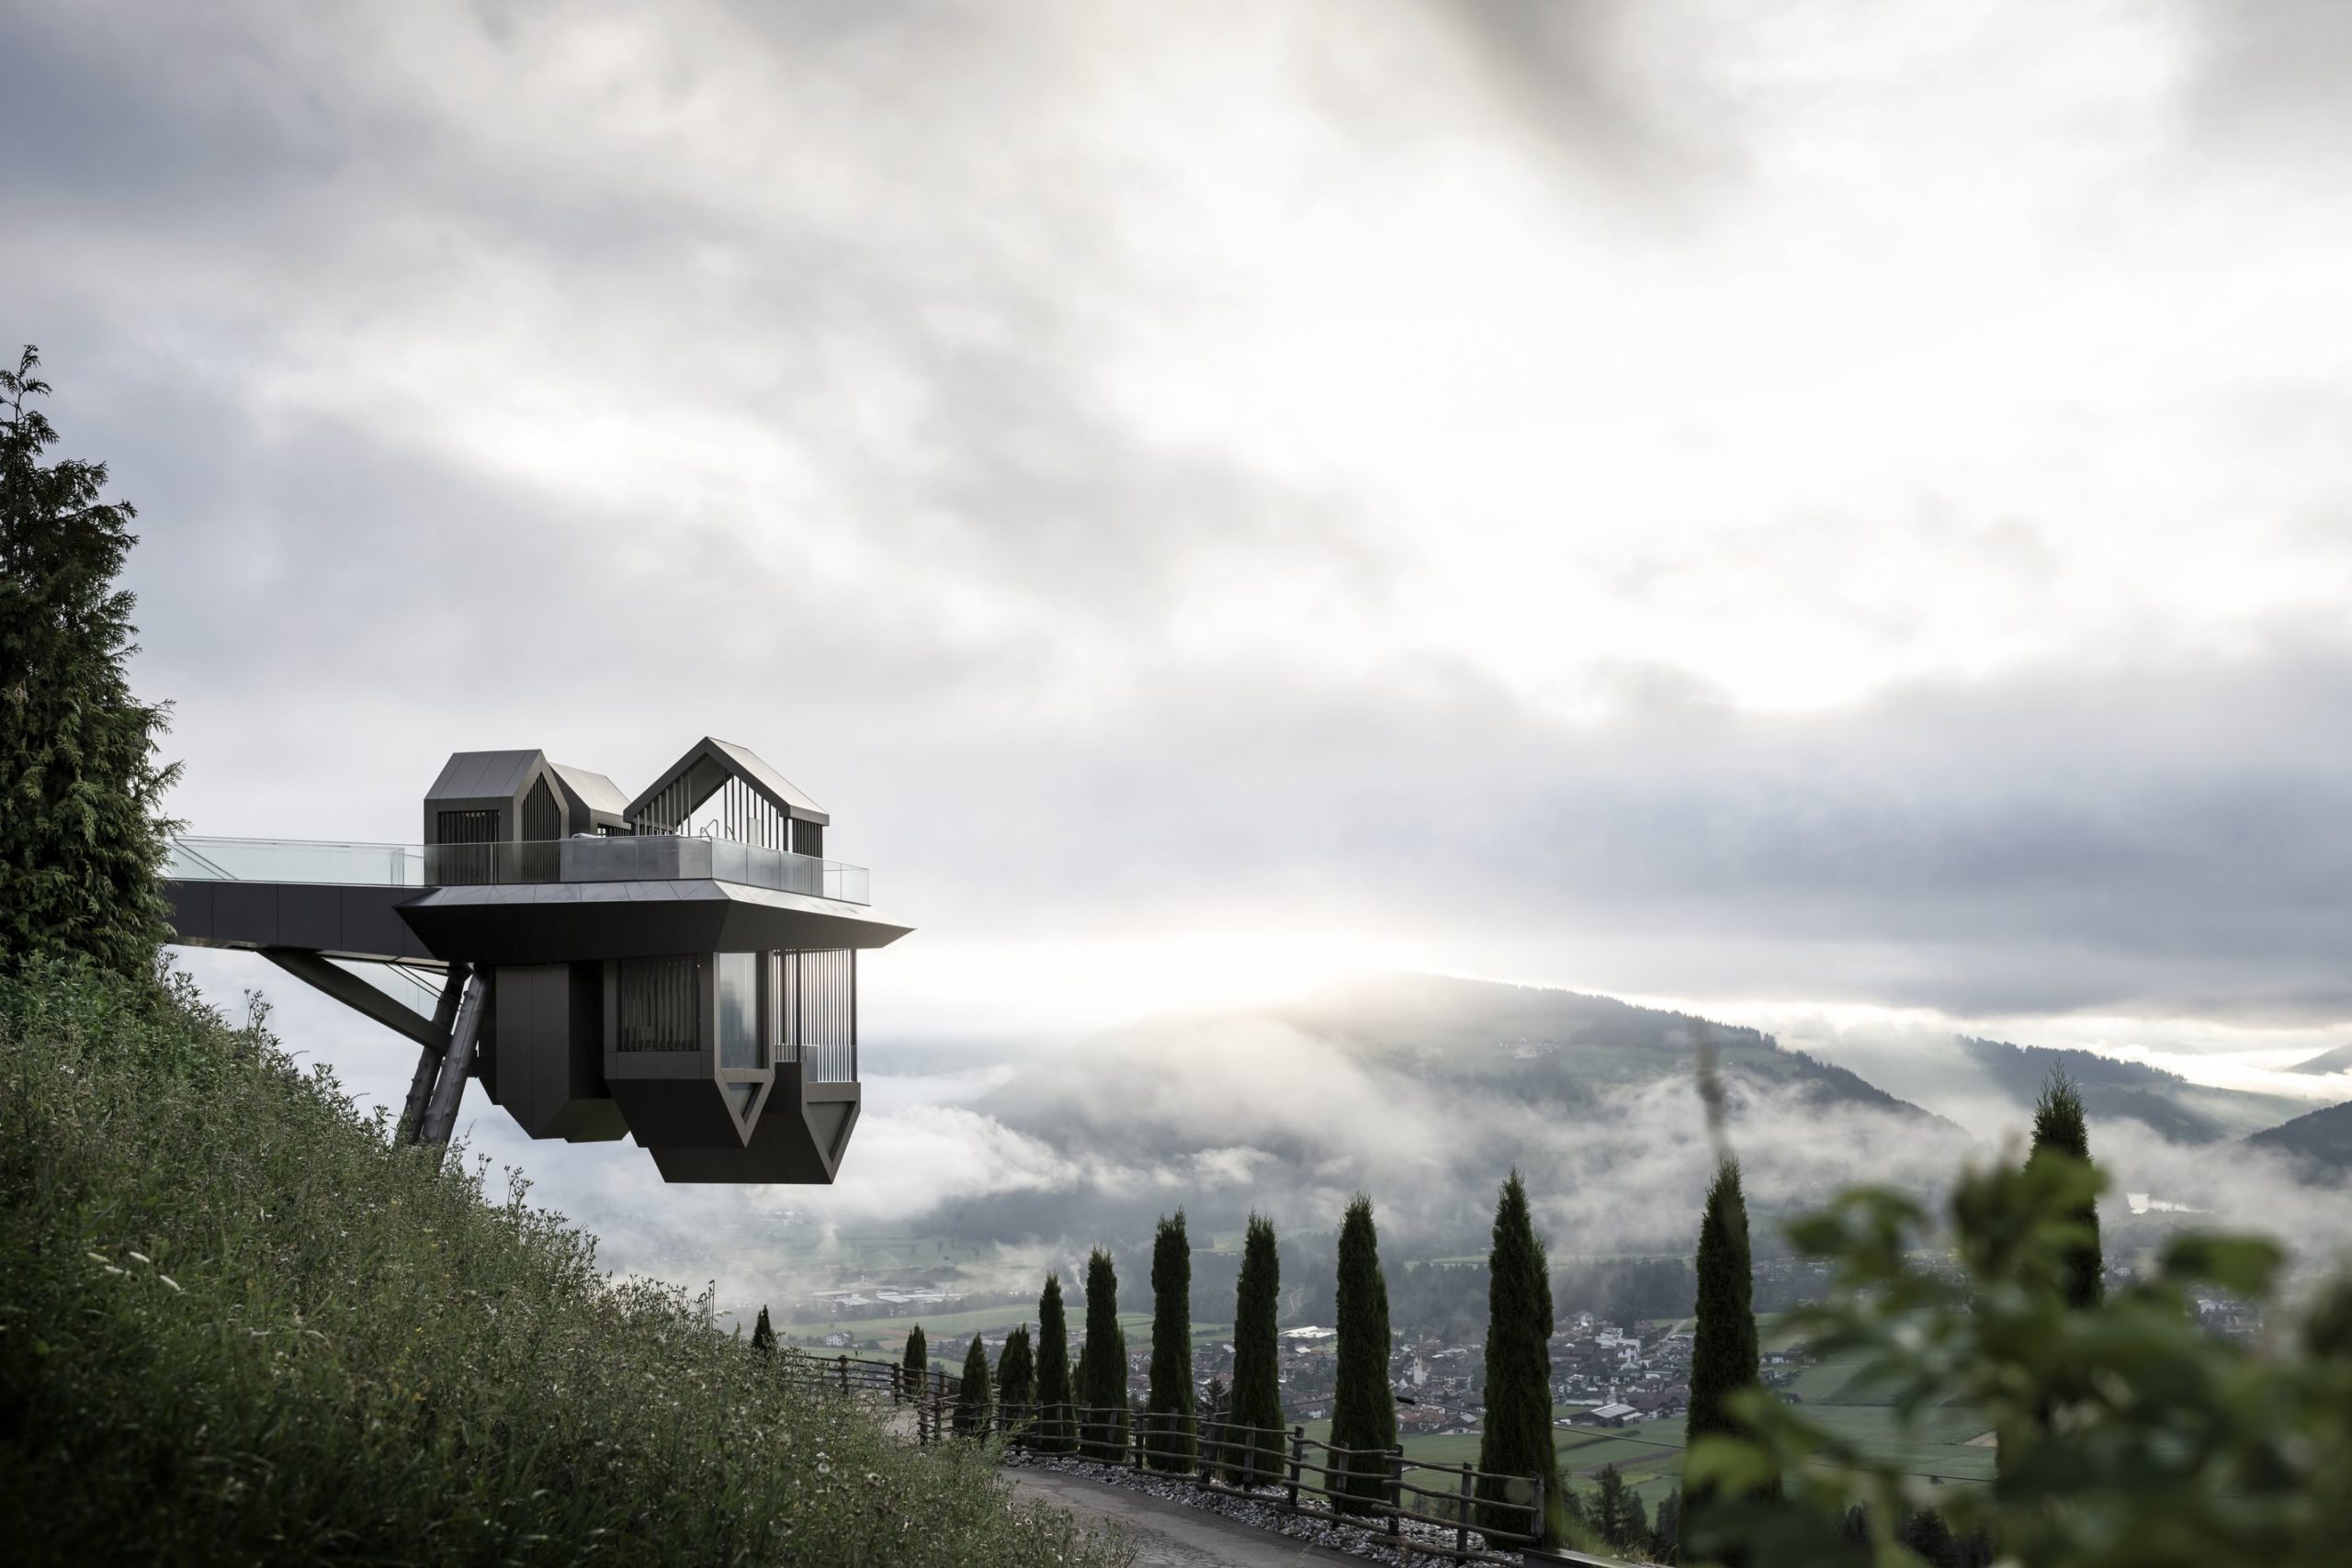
[2245, 1099, 2352, 1180]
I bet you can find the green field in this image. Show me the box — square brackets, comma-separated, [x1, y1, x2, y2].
[1306, 1353, 1992, 1510]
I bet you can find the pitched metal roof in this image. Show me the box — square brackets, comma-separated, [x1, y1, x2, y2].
[424, 750, 547, 802]
[626, 736, 830, 827]
[549, 761, 630, 818]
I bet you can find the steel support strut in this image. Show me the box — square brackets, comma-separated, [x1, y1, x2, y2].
[415, 971, 488, 1160]
[397, 964, 471, 1145]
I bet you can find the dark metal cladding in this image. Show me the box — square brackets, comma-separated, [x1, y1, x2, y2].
[396, 880, 907, 965]
[490, 963, 628, 1142]
[166, 879, 440, 963]
[648, 1071, 862, 1184]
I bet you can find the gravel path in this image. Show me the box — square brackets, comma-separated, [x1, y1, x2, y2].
[1004, 1455, 1520, 1568]
[1010, 1466, 1363, 1567]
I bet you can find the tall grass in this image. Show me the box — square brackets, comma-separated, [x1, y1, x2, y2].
[0, 961, 1129, 1566]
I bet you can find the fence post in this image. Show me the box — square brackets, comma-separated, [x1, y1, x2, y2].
[1134, 1413, 1146, 1471]
[1285, 1425, 1304, 1509]
[1455, 1463, 1474, 1559]
[1528, 1472, 1545, 1548]
[1198, 1416, 1217, 1490]
[1387, 1446, 1404, 1538]
[837, 1355, 849, 1396]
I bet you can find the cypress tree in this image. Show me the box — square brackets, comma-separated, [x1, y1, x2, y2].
[1037, 1275, 1074, 1453]
[1329, 1193, 1396, 1512]
[2029, 1069, 2104, 1309]
[750, 1305, 775, 1355]
[1652, 1488, 1681, 1564]
[1594, 1464, 1629, 1549]
[1227, 1213, 1285, 1485]
[997, 1323, 1035, 1428]
[1146, 1211, 1196, 1471]
[1080, 1248, 1125, 1461]
[1682, 1156, 1768, 1558]
[902, 1325, 928, 1397]
[956, 1336, 993, 1438]
[1, 346, 179, 979]
[1476, 1170, 1560, 1540]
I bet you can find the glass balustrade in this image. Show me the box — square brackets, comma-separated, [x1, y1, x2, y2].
[164, 834, 872, 905]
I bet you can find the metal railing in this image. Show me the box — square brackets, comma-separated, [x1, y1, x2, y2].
[770, 1351, 1547, 1562]
[164, 833, 872, 906]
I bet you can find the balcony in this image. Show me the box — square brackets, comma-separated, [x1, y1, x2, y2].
[164, 834, 873, 906]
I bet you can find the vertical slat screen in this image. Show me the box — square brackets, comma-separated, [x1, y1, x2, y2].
[616, 955, 699, 1051]
[782, 950, 856, 1083]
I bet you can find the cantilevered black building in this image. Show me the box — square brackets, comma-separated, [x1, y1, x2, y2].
[162, 738, 910, 1183]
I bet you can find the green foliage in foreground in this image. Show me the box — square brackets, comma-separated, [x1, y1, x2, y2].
[1684, 1154, 2352, 1568]
[0, 963, 1130, 1568]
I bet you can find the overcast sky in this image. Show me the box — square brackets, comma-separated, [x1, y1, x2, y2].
[10, 0, 2352, 1061]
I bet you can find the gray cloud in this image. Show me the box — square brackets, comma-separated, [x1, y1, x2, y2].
[14, 1, 2352, 1304]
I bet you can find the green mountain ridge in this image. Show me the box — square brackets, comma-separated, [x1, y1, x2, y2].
[2244, 1099, 2352, 1179]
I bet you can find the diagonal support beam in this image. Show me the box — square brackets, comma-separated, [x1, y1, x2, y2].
[398, 964, 471, 1145]
[415, 971, 489, 1160]
[259, 948, 448, 1052]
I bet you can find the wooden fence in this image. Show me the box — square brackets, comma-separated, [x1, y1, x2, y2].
[774, 1350, 1547, 1562]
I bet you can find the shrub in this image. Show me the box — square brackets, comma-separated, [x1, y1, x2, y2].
[0, 962, 1129, 1567]
[1683, 1153, 2352, 1568]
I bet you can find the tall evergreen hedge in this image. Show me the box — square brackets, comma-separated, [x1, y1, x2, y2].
[1227, 1213, 1285, 1484]
[902, 1325, 928, 1396]
[1147, 1211, 1196, 1470]
[1080, 1248, 1125, 1461]
[996, 1324, 1035, 1426]
[0, 346, 179, 979]
[1682, 1156, 1768, 1557]
[1476, 1170, 1560, 1540]
[1037, 1276, 1073, 1453]
[1329, 1194, 1396, 1512]
[751, 1306, 775, 1355]
[2030, 1070, 2104, 1309]
[956, 1337, 992, 1438]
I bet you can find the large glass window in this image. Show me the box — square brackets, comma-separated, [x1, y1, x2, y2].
[717, 952, 762, 1069]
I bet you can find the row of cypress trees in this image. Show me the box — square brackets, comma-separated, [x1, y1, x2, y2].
[877, 1079, 2101, 1559]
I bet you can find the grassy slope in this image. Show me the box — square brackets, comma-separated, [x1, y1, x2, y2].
[0, 963, 1129, 1567]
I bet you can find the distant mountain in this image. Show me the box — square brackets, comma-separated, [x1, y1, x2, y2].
[2287, 1043, 2352, 1077]
[931, 973, 1966, 1258]
[1270, 973, 1944, 1124]
[1803, 1030, 2314, 1145]
[2245, 1100, 2352, 1179]
[1952, 1036, 2312, 1145]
